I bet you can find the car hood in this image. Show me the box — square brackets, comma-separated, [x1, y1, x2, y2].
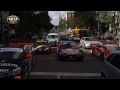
[48, 39, 58, 41]
[85, 41, 98, 44]
[0, 60, 21, 74]
[35, 45, 46, 49]
[61, 49, 79, 54]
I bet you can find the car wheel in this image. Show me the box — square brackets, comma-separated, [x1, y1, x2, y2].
[101, 53, 104, 61]
[79, 44, 82, 48]
[84, 44, 86, 49]
[24, 63, 30, 79]
[92, 49, 94, 55]
[101, 73, 107, 79]
[48, 50, 51, 54]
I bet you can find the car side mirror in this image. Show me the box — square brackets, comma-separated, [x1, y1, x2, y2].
[26, 53, 32, 59]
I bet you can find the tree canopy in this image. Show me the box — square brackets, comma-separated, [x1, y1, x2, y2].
[9, 11, 54, 33]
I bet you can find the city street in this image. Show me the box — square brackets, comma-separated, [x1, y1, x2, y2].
[29, 47, 103, 79]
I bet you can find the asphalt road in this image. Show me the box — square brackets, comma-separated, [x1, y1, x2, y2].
[29, 47, 103, 79]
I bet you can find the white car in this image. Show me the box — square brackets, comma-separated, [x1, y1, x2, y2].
[80, 37, 97, 49]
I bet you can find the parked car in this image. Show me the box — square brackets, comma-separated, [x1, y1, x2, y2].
[101, 51, 120, 79]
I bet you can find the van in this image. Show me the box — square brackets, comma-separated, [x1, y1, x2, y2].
[47, 33, 59, 46]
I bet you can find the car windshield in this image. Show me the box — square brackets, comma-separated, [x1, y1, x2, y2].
[85, 38, 95, 41]
[48, 35, 58, 39]
[73, 36, 79, 38]
[105, 45, 120, 51]
[0, 52, 24, 60]
[61, 43, 78, 49]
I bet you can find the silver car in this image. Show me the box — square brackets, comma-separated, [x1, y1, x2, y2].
[80, 37, 97, 49]
[101, 51, 120, 79]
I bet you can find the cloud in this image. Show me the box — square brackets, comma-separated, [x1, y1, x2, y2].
[48, 11, 67, 26]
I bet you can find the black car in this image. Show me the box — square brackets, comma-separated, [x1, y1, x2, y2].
[34, 40, 51, 54]
[0, 47, 34, 79]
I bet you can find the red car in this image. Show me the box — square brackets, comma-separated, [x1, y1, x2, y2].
[91, 41, 120, 60]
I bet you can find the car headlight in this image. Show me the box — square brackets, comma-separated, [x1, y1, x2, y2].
[78, 51, 83, 55]
[44, 47, 49, 51]
[11, 67, 21, 76]
[38, 48, 42, 51]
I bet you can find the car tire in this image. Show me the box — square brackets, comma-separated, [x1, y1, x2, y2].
[47, 49, 51, 54]
[101, 53, 104, 61]
[24, 62, 30, 79]
[84, 44, 86, 49]
[92, 49, 94, 55]
[101, 73, 107, 79]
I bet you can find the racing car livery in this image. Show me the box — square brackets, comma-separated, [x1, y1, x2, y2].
[34, 40, 51, 54]
[91, 41, 120, 60]
[57, 42, 84, 61]
[0, 47, 34, 79]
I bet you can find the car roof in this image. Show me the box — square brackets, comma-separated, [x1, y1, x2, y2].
[0, 47, 23, 52]
[48, 33, 58, 35]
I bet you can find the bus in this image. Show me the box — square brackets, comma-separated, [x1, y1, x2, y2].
[71, 28, 91, 39]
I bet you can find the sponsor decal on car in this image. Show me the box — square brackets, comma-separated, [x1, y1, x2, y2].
[35, 45, 46, 49]
[0, 63, 18, 67]
[0, 48, 23, 52]
[0, 69, 9, 72]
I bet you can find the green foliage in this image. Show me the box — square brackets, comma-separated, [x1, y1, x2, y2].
[74, 11, 97, 29]
[9, 11, 54, 33]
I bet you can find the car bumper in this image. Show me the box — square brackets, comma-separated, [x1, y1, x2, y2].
[58, 54, 83, 60]
[85, 44, 91, 48]
[34, 50, 50, 54]
[0, 74, 26, 79]
[50, 41, 58, 46]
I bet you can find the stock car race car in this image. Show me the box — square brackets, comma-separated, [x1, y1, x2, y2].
[91, 41, 120, 60]
[57, 42, 84, 61]
[34, 40, 51, 54]
[0, 47, 34, 79]
[57, 40, 75, 53]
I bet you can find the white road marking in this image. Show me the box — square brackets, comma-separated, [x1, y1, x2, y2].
[30, 72, 101, 77]
[36, 57, 97, 60]
[51, 47, 57, 49]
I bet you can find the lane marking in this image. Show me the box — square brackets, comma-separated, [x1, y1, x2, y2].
[35, 57, 97, 60]
[51, 47, 57, 49]
[30, 72, 101, 77]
